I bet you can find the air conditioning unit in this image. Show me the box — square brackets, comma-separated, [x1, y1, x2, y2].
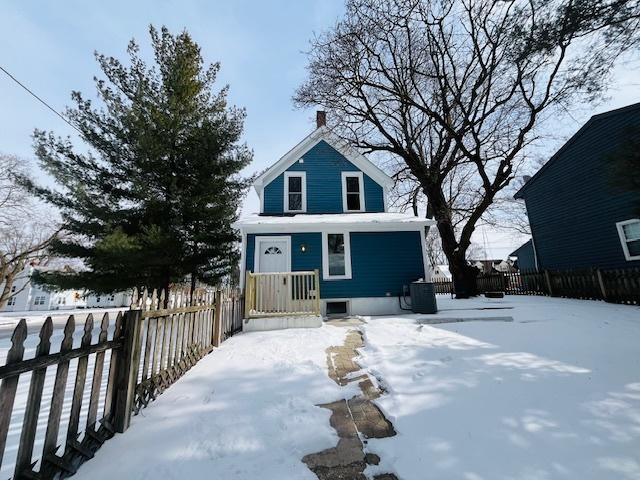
[410, 281, 438, 314]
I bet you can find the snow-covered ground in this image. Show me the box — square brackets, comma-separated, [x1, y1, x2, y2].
[4, 296, 637, 479]
[360, 296, 640, 480]
[75, 326, 355, 479]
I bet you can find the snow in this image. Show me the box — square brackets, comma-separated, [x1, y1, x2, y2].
[358, 296, 640, 480]
[233, 212, 434, 228]
[3, 296, 638, 479]
[75, 326, 356, 480]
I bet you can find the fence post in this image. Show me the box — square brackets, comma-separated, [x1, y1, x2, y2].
[544, 270, 554, 297]
[113, 309, 143, 433]
[244, 271, 252, 319]
[212, 289, 223, 347]
[314, 269, 321, 315]
[595, 268, 608, 301]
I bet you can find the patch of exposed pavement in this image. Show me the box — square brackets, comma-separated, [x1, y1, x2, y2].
[303, 329, 398, 480]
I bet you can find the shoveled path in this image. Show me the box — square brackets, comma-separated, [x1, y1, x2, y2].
[303, 323, 398, 480]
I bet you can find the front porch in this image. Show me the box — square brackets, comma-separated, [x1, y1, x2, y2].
[244, 270, 321, 318]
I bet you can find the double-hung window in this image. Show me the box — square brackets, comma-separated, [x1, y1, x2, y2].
[322, 232, 352, 280]
[284, 172, 306, 213]
[342, 172, 365, 212]
[616, 219, 640, 260]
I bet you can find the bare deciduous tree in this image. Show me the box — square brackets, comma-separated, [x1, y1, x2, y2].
[295, 0, 640, 297]
[0, 154, 58, 308]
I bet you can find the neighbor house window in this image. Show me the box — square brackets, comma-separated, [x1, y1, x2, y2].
[7, 296, 16, 306]
[284, 172, 306, 212]
[322, 232, 352, 280]
[341, 172, 365, 212]
[34, 296, 46, 306]
[616, 219, 640, 260]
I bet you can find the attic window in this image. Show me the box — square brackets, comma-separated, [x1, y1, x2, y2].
[342, 172, 365, 212]
[617, 219, 640, 261]
[284, 172, 306, 213]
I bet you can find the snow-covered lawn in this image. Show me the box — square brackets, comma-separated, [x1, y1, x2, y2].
[10, 296, 636, 479]
[360, 296, 640, 480]
[76, 326, 353, 479]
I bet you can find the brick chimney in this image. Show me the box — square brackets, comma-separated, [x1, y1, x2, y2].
[316, 110, 326, 129]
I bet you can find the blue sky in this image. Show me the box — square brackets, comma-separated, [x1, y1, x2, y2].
[1, 0, 639, 258]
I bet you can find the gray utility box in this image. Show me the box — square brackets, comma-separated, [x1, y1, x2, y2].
[410, 281, 438, 314]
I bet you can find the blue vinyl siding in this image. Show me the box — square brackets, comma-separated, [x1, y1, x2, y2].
[246, 231, 424, 298]
[517, 104, 640, 270]
[263, 140, 384, 214]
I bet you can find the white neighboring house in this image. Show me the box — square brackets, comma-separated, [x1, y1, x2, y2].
[469, 259, 517, 274]
[432, 265, 452, 282]
[85, 292, 132, 308]
[1, 263, 132, 312]
[1, 264, 86, 312]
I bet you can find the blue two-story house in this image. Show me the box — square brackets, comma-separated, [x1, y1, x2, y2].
[233, 112, 433, 317]
[514, 102, 640, 271]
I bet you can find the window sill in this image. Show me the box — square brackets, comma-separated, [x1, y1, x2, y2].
[323, 275, 352, 281]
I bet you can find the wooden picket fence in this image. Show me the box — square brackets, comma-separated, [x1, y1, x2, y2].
[434, 267, 640, 305]
[0, 286, 243, 479]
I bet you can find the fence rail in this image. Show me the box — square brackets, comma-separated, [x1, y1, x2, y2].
[0, 286, 244, 479]
[434, 267, 640, 305]
[245, 271, 320, 318]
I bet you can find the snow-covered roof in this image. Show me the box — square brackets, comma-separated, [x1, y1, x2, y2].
[434, 265, 451, 278]
[233, 212, 434, 233]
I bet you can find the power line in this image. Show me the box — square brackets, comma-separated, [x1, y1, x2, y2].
[0, 64, 83, 135]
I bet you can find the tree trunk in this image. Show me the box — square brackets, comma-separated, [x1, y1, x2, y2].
[189, 273, 197, 304]
[425, 184, 478, 299]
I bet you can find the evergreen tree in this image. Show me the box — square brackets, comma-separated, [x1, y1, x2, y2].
[25, 26, 252, 294]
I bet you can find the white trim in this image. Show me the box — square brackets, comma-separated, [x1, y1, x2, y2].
[322, 231, 352, 280]
[253, 127, 393, 201]
[237, 221, 430, 235]
[284, 171, 307, 213]
[419, 226, 431, 280]
[616, 219, 640, 261]
[382, 185, 389, 212]
[253, 236, 292, 273]
[341, 171, 365, 213]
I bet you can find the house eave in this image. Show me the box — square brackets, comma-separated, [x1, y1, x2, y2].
[252, 127, 394, 195]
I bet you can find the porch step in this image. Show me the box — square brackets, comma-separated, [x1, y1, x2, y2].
[243, 315, 323, 332]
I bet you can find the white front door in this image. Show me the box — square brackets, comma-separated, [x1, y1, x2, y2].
[254, 237, 291, 313]
[256, 237, 290, 273]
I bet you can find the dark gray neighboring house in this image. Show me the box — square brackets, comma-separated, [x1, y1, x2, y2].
[514, 102, 640, 270]
[510, 239, 537, 271]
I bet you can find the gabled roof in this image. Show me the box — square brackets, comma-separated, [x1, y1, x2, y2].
[510, 239, 533, 257]
[514, 101, 640, 199]
[253, 126, 393, 194]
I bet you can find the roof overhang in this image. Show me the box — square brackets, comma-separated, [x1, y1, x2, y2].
[253, 127, 394, 195]
[233, 213, 434, 234]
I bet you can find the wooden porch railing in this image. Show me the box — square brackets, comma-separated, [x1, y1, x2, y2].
[244, 270, 320, 318]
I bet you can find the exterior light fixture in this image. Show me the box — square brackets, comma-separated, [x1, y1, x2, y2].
[300, 244, 307, 253]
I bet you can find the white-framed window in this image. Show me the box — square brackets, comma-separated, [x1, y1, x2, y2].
[7, 296, 16, 306]
[322, 231, 352, 280]
[341, 172, 365, 212]
[33, 296, 46, 306]
[284, 172, 307, 213]
[616, 219, 640, 261]
[96, 296, 101, 303]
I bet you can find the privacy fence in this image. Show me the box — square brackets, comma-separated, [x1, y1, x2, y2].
[433, 267, 640, 305]
[0, 287, 243, 479]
